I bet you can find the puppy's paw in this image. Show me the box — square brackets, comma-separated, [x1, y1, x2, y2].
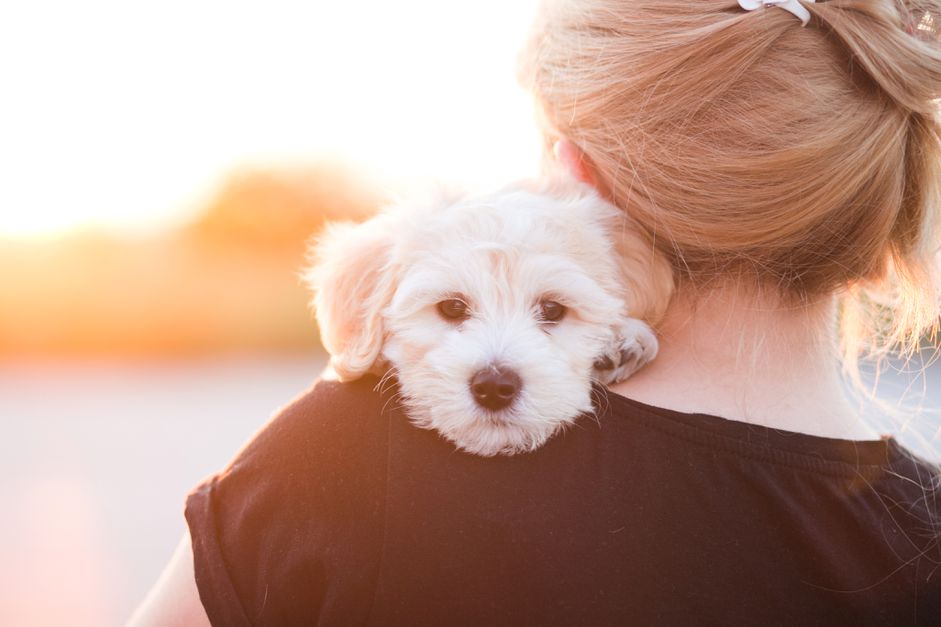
[593, 318, 659, 385]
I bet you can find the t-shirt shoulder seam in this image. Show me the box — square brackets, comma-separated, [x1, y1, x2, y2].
[185, 477, 255, 627]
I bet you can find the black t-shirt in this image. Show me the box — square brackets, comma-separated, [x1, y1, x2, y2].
[185, 376, 941, 626]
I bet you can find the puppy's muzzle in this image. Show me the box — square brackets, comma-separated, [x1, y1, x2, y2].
[469, 365, 521, 411]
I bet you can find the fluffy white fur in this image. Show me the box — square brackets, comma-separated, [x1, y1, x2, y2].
[306, 178, 673, 456]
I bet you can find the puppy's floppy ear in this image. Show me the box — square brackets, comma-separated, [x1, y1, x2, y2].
[305, 212, 400, 381]
[613, 217, 675, 326]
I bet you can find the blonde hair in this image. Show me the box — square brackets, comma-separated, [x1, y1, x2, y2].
[520, 0, 941, 374]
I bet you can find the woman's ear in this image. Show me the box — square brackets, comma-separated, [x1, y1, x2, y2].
[553, 139, 602, 189]
[305, 213, 399, 381]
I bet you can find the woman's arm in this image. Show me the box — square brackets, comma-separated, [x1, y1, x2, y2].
[127, 531, 211, 627]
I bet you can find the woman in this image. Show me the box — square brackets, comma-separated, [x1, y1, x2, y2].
[131, 0, 941, 624]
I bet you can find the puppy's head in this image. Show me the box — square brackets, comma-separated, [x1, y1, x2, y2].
[307, 180, 671, 456]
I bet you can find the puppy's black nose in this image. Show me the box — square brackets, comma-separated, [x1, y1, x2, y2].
[470, 366, 521, 411]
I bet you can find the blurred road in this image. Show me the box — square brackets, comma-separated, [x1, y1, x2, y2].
[0, 356, 325, 626]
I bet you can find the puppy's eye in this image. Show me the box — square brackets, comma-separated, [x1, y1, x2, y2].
[539, 300, 567, 323]
[436, 298, 469, 321]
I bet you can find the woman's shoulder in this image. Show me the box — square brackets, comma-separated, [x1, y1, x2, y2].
[241, 374, 389, 458]
[206, 374, 386, 477]
[196, 373, 392, 508]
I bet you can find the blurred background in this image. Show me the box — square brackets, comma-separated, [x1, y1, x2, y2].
[0, 2, 938, 625]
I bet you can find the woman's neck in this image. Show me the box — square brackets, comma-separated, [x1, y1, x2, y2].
[609, 286, 881, 441]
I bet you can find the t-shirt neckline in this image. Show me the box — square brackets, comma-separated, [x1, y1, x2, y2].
[602, 388, 902, 469]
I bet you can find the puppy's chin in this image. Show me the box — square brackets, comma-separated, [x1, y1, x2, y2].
[441, 410, 565, 457]
[395, 370, 595, 457]
[405, 404, 571, 456]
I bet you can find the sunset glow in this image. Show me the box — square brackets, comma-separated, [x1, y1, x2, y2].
[0, 0, 543, 238]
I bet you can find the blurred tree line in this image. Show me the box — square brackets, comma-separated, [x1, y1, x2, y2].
[189, 165, 376, 254]
[0, 164, 379, 357]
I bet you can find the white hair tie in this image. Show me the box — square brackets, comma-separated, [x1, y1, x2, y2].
[738, 0, 815, 27]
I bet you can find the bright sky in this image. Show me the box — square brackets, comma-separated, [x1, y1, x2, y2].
[0, 0, 543, 238]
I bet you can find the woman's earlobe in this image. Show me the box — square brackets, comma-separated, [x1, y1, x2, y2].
[553, 139, 597, 187]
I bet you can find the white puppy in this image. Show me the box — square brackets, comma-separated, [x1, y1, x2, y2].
[306, 178, 673, 456]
